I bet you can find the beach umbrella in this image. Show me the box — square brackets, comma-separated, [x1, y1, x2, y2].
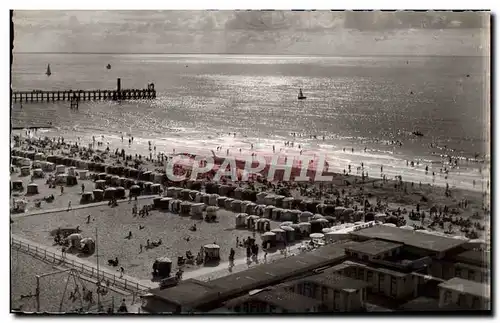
[316, 218, 329, 223]
[235, 213, 248, 218]
[298, 222, 311, 227]
[280, 226, 294, 232]
[280, 221, 293, 227]
[309, 233, 325, 239]
[271, 228, 285, 233]
[246, 215, 260, 220]
[262, 232, 276, 237]
[400, 225, 414, 230]
[322, 228, 333, 233]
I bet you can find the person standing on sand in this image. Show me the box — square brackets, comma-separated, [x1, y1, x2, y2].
[81, 183, 85, 194]
[119, 267, 124, 278]
[60, 186, 64, 195]
[86, 215, 91, 224]
[67, 201, 72, 211]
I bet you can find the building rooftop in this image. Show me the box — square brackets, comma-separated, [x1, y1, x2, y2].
[343, 260, 409, 277]
[254, 288, 323, 312]
[149, 242, 354, 311]
[454, 250, 490, 268]
[205, 242, 353, 296]
[350, 225, 467, 253]
[346, 239, 403, 256]
[148, 279, 221, 308]
[304, 273, 368, 291]
[398, 296, 464, 311]
[438, 277, 491, 299]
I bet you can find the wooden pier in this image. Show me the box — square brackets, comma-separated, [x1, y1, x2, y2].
[11, 78, 156, 103]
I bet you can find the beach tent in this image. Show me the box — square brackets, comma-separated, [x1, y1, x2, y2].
[190, 203, 205, 218]
[271, 207, 282, 221]
[78, 170, 89, 180]
[299, 211, 313, 223]
[80, 192, 94, 204]
[270, 228, 286, 243]
[235, 213, 247, 228]
[217, 196, 227, 207]
[298, 222, 312, 235]
[67, 166, 76, 177]
[66, 175, 78, 186]
[26, 183, 39, 195]
[56, 174, 67, 184]
[95, 179, 106, 190]
[180, 201, 192, 215]
[245, 202, 257, 215]
[129, 185, 141, 197]
[115, 186, 126, 199]
[206, 206, 218, 218]
[151, 184, 161, 194]
[282, 197, 294, 209]
[104, 187, 116, 200]
[264, 205, 275, 219]
[224, 198, 234, 210]
[264, 194, 277, 206]
[231, 199, 242, 213]
[233, 187, 244, 200]
[256, 192, 267, 205]
[20, 166, 31, 176]
[56, 165, 65, 174]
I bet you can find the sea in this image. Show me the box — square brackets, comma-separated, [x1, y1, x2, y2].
[11, 53, 491, 191]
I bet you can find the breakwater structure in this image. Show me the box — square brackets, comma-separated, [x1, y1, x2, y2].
[11, 78, 156, 103]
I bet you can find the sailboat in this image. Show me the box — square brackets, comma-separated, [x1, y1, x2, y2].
[46, 64, 51, 76]
[298, 88, 307, 100]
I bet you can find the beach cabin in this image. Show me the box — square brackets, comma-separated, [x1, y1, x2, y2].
[208, 194, 219, 206]
[235, 213, 247, 228]
[26, 183, 39, 195]
[95, 179, 106, 190]
[20, 166, 30, 176]
[80, 192, 94, 204]
[104, 187, 116, 200]
[115, 186, 126, 199]
[264, 205, 275, 219]
[261, 232, 277, 248]
[264, 194, 277, 206]
[231, 200, 242, 213]
[55, 165, 65, 174]
[300, 211, 313, 223]
[280, 226, 295, 242]
[256, 192, 267, 205]
[151, 183, 161, 194]
[180, 201, 192, 216]
[67, 166, 76, 177]
[298, 222, 312, 237]
[246, 215, 259, 230]
[282, 197, 294, 209]
[56, 174, 67, 185]
[217, 196, 227, 208]
[130, 184, 141, 197]
[206, 206, 218, 219]
[224, 198, 234, 210]
[234, 187, 244, 200]
[93, 189, 104, 201]
[190, 203, 205, 218]
[271, 228, 286, 243]
[78, 170, 89, 180]
[245, 203, 257, 215]
[256, 218, 271, 232]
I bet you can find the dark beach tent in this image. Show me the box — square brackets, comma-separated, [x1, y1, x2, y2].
[191, 180, 202, 191]
[66, 175, 78, 186]
[129, 169, 139, 178]
[205, 182, 217, 194]
[111, 175, 120, 186]
[95, 180, 106, 190]
[129, 184, 141, 197]
[218, 184, 230, 196]
[80, 192, 94, 204]
[153, 197, 162, 209]
[233, 187, 244, 200]
[202, 193, 210, 205]
[93, 189, 104, 201]
[292, 198, 303, 210]
[323, 216, 336, 224]
[124, 179, 135, 189]
[189, 190, 198, 201]
[105, 175, 113, 184]
[153, 257, 172, 278]
[95, 163, 106, 173]
[159, 197, 172, 210]
[309, 219, 324, 233]
[103, 187, 116, 200]
[115, 166, 125, 177]
[26, 151, 35, 160]
[140, 171, 151, 181]
[151, 183, 161, 194]
[143, 182, 153, 195]
[12, 180, 24, 191]
[275, 195, 285, 208]
[118, 177, 126, 187]
[26, 183, 39, 195]
[217, 196, 227, 207]
[364, 212, 376, 222]
[115, 186, 126, 199]
[98, 173, 107, 180]
[180, 189, 191, 200]
[231, 200, 242, 213]
[88, 162, 96, 171]
[180, 201, 192, 215]
[227, 185, 236, 197]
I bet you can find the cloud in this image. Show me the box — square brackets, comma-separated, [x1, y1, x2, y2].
[12, 10, 489, 55]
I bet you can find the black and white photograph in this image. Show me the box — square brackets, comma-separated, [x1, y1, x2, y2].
[8, 7, 491, 314]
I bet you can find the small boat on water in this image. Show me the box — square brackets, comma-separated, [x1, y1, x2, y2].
[46, 64, 51, 76]
[106, 64, 111, 70]
[412, 131, 424, 137]
[298, 88, 307, 100]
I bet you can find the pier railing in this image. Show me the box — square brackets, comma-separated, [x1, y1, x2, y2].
[11, 88, 156, 102]
[11, 237, 152, 293]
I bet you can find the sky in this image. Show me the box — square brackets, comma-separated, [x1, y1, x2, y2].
[12, 10, 490, 56]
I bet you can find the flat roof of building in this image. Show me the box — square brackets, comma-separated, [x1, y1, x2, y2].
[148, 279, 221, 307]
[454, 250, 490, 268]
[398, 296, 464, 311]
[438, 277, 491, 299]
[304, 273, 368, 291]
[206, 242, 352, 296]
[350, 225, 466, 253]
[343, 260, 409, 278]
[346, 239, 403, 256]
[150, 242, 354, 310]
[254, 288, 323, 312]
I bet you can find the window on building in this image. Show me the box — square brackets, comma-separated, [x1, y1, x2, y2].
[297, 283, 304, 295]
[458, 294, 467, 307]
[304, 282, 311, 297]
[333, 290, 340, 311]
[362, 255, 369, 261]
[390, 277, 397, 297]
[443, 291, 452, 304]
[234, 305, 241, 312]
[321, 286, 328, 302]
[358, 268, 365, 280]
[472, 297, 480, 309]
[468, 270, 475, 281]
[455, 268, 462, 278]
[269, 305, 276, 313]
[243, 302, 249, 312]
